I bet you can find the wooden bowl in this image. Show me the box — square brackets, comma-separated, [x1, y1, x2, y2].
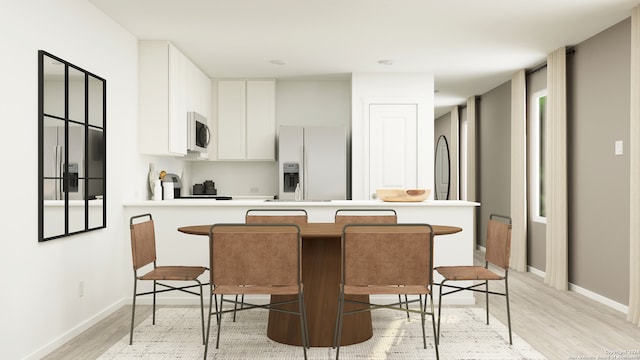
[376, 189, 430, 202]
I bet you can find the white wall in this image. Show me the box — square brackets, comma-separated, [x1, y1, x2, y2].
[188, 79, 351, 196]
[0, 1, 139, 359]
[350, 73, 435, 199]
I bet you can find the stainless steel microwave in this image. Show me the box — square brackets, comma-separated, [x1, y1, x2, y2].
[187, 112, 210, 152]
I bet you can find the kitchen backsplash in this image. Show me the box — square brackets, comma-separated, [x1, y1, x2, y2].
[186, 161, 278, 196]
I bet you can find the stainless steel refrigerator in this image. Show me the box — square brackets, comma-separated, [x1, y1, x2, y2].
[278, 126, 347, 201]
[43, 124, 83, 200]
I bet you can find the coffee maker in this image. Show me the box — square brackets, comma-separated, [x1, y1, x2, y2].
[161, 173, 182, 199]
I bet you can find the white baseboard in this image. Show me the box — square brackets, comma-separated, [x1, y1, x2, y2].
[569, 283, 629, 313]
[481, 247, 628, 315]
[526, 266, 628, 314]
[25, 298, 128, 360]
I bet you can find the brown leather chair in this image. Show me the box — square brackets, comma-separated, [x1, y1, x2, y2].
[129, 213, 207, 345]
[205, 223, 309, 360]
[334, 223, 439, 360]
[334, 208, 412, 320]
[435, 214, 513, 345]
[228, 208, 308, 319]
[334, 208, 397, 224]
[245, 208, 308, 224]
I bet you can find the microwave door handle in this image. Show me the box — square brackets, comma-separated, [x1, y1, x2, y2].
[204, 125, 211, 147]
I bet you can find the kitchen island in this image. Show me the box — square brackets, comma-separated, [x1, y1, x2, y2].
[122, 199, 479, 305]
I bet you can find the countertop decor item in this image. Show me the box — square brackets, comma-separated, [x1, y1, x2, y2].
[148, 163, 157, 200]
[376, 189, 430, 202]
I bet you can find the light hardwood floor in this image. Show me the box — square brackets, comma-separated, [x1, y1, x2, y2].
[43, 250, 640, 359]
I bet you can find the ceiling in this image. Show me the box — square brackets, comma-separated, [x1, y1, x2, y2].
[89, 0, 638, 118]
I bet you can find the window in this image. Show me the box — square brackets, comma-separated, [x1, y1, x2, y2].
[530, 90, 546, 223]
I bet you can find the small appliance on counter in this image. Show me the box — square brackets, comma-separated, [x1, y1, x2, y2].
[179, 180, 232, 200]
[193, 180, 216, 195]
[161, 173, 182, 199]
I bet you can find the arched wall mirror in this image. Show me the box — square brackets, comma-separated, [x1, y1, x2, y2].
[38, 50, 106, 242]
[434, 135, 450, 200]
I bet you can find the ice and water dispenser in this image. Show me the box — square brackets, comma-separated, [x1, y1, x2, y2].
[283, 162, 299, 193]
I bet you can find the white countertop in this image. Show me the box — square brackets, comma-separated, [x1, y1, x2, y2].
[122, 199, 479, 207]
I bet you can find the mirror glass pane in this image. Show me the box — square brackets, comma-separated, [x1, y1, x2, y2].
[43, 201, 65, 239]
[42, 116, 65, 181]
[68, 202, 86, 233]
[68, 67, 86, 123]
[88, 75, 104, 128]
[88, 196, 104, 229]
[42, 55, 65, 118]
[435, 135, 450, 200]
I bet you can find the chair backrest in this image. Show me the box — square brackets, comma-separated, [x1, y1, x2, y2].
[245, 208, 308, 224]
[130, 214, 157, 271]
[209, 224, 301, 287]
[342, 224, 433, 286]
[485, 214, 512, 270]
[334, 209, 397, 224]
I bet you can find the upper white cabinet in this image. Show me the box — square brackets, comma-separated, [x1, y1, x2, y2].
[139, 41, 211, 156]
[217, 80, 276, 160]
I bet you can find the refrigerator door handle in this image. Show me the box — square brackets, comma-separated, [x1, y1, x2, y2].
[54, 145, 62, 200]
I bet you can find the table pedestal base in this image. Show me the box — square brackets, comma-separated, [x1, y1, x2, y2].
[266, 236, 373, 346]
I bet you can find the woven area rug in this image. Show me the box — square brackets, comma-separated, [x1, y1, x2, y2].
[99, 307, 546, 359]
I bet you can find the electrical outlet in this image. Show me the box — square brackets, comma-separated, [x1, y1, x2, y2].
[79, 281, 84, 297]
[250, 187, 259, 193]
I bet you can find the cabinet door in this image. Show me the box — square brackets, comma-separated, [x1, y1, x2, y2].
[217, 80, 246, 159]
[168, 45, 188, 155]
[246, 80, 276, 160]
[369, 104, 418, 197]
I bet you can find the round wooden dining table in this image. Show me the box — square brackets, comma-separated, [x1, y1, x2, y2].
[178, 222, 461, 347]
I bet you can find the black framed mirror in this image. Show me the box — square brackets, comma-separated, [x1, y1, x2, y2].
[434, 135, 450, 200]
[38, 50, 106, 242]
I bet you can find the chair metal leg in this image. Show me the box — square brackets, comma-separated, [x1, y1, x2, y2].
[298, 293, 308, 359]
[203, 292, 216, 360]
[335, 291, 345, 360]
[505, 277, 512, 344]
[152, 280, 157, 325]
[232, 295, 239, 322]
[436, 281, 445, 345]
[129, 279, 138, 345]
[215, 295, 224, 349]
[419, 295, 426, 349]
[405, 294, 411, 321]
[429, 293, 440, 360]
[198, 281, 205, 345]
[485, 281, 490, 325]
[333, 290, 343, 349]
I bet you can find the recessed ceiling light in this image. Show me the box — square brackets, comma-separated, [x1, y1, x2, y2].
[377, 60, 393, 65]
[269, 59, 287, 66]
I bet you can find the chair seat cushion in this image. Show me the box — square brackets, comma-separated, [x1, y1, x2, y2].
[139, 266, 206, 281]
[213, 284, 301, 295]
[343, 284, 429, 295]
[435, 266, 504, 281]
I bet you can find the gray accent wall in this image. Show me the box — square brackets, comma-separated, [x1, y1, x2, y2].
[477, 81, 511, 247]
[567, 18, 630, 304]
[475, 17, 631, 305]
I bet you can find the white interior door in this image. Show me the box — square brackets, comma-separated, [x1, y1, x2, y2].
[369, 104, 418, 198]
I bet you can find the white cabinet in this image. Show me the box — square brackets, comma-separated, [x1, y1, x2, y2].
[139, 41, 211, 156]
[217, 80, 275, 160]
